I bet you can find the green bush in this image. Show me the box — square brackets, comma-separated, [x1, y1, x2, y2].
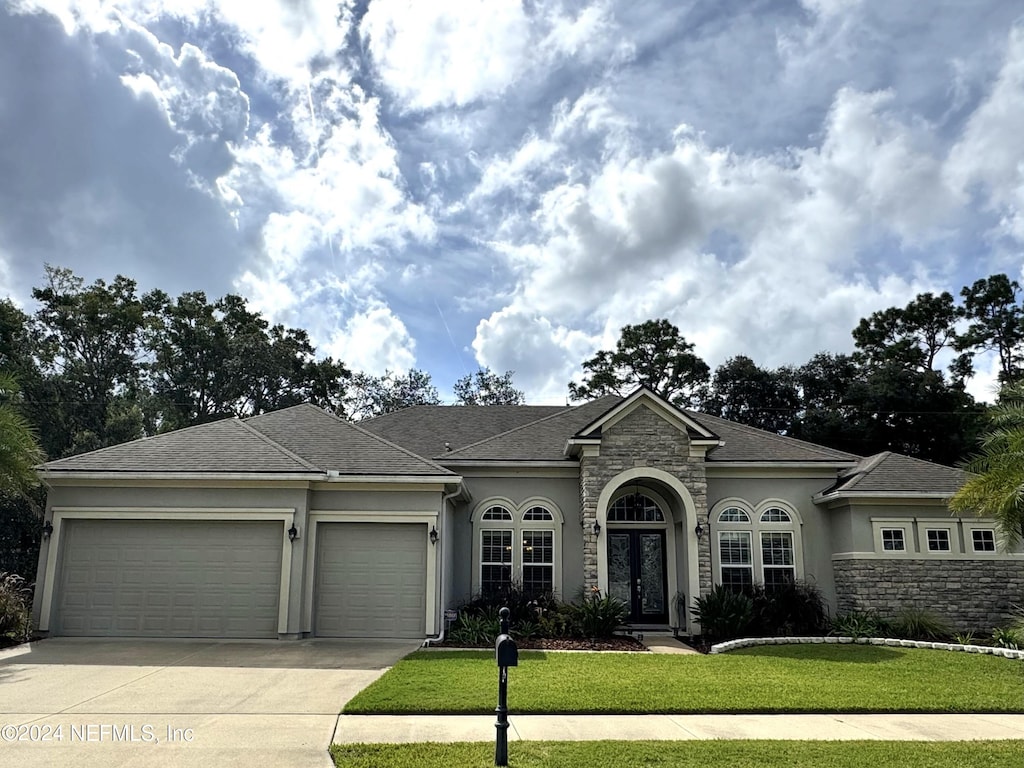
[692, 585, 753, 641]
[567, 589, 628, 638]
[0, 572, 32, 643]
[890, 607, 952, 641]
[449, 613, 495, 646]
[992, 626, 1022, 650]
[830, 611, 891, 639]
[749, 581, 829, 636]
[458, 583, 558, 627]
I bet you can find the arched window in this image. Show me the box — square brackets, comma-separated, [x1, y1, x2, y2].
[473, 500, 563, 598]
[711, 500, 802, 593]
[608, 493, 665, 522]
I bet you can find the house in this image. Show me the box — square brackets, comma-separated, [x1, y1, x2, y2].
[31, 387, 1024, 640]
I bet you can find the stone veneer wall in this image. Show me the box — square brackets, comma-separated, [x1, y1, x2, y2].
[834, 558, 1024, 629]
[580, 404, 711, 593]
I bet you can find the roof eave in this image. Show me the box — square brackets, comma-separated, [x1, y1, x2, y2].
[40, 470, 327, 482]
[813, 490, 959, 503]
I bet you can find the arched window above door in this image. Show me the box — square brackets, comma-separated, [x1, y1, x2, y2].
[608, 493, 665, 522]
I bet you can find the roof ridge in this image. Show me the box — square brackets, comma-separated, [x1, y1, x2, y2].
[443, 400, 600, 458]
[306, 403, 456, 475]
[234, 417, 324, 472]
[685, 409, 862, 462]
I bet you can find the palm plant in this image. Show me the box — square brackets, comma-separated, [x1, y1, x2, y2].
[0, 373, 45, 498]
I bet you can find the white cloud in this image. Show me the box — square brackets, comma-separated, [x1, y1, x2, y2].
[360, 0, 530, 111]
[324, 302, 417, 375]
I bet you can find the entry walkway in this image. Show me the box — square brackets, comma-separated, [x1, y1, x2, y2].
[334, 713, 1024, 744]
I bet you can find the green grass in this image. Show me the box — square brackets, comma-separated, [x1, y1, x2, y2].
[344, 646, 1024, 714]
[331, 740, 1024, 767]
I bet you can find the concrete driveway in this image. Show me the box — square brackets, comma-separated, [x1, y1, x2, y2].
[0, 637, 419, 768]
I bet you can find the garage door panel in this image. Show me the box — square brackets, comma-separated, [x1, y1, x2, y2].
[55, 519, 282, 638]
[315, 522, 426, 639]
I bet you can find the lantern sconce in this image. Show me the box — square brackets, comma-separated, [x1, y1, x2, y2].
[694, 517, 705, 540]
[592, 519, 601, 537]
[42, 521, 53, 540]
[287, 524, 299, 543]
[429, 525, 439, 545]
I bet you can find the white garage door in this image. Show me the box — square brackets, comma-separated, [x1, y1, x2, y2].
[55, 519, 282, 638]
[315, 522, 426, 638]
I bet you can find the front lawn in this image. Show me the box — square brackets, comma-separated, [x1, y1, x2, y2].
[343, 646, 1024, 714]
[331, 740, 1024, 767]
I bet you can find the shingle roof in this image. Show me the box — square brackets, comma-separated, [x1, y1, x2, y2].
[443, 397, 622, 460]
[824, 451, 968, 496]
[245, 404, 454, 476]
[40, 418, 321, 474]
[359, 403, 572, 458]
[683, 411, 861, 463]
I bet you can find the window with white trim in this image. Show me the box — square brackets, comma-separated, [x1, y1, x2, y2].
[925, 528, 951, 552]
[712, 500, 803, 593]
[881, 528, 906, 552]
[473, 501, 562, 598]
[719, 531, 753, 591]
[608, 493, 665, 522]
[480, 529, 513, 597]
[972, 528, 996, 552]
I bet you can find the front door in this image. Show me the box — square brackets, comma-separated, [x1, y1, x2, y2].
[607, 530, 668, 624]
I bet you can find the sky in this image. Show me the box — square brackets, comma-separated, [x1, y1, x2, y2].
[2, 0, 1023, 404]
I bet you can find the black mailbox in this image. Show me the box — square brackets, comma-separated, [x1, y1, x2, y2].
[495, 633, 518, 667]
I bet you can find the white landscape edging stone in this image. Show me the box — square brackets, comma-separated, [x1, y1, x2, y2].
[708, 636, 1024, 658]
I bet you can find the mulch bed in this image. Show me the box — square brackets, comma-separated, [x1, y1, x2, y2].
[437, 635, 649, 651]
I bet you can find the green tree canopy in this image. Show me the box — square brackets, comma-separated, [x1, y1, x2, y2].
[569, 319, 710, 406]
[957, 274, 1024, 384]
[345, 369, 441, 420]
[949, 382, 1024, 546]
[454, 367, 525, 406]
[701, 356, 800, 434]
[0, 373, 44, 498]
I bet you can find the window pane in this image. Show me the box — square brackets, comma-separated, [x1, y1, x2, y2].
[926, 529, 950, 552]
[763, 567, 795, 593]
[721, 567, 752, 593]
[719, 531, 752, 565]
[972, 529, 996, 552]
[522, 530, 553, 564]
[481, 530, 513, 564]
[761, 532, 794, 566]
[608, 494, 665, 522]
[522, 565, 553, 596]
[523, 506, 553, 521]
[759, 507, 792, 523]
[718, 507, 750, 523]
[482, 506, 512, 521]
[881, 528, 905, 551]
[481, 565, 513, 597]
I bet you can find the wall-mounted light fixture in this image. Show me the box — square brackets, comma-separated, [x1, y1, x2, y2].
[592, 519, 601, 537]
[429, 525, 439, 545]
[42, 521, 53, 540]
[694, 517, 705, 540]
[287, 524, 299, 542]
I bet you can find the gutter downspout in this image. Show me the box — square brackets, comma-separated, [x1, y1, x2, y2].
[423, 484, 462, 646]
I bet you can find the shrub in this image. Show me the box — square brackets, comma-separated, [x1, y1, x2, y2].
[567, 589, 628, 638]
[449, 613, 494, 646]
[0, 572, 32, 643]
[890, 607, 952, 641]
[749, 581, 829, 636]
[830, 611, 891, 639]
[692, 585, 753, 641]
[458, 583, 558, 628]
[992, 626, 1022, 650]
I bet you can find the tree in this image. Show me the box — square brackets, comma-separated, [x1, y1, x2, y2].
[454, 367, 525, 406]
[31, 266, 146, 457]
[568, 319, 710, 406]
[701, 356, 800, 434]
[0, 373, 44, 498]
[852, 291, 967, 380]
[958, 274, 1024, 384]
[949, 382, 1024, 547]
[345, 369, 441, 420]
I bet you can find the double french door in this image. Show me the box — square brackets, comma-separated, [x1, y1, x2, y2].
[607, 529, 668, 624]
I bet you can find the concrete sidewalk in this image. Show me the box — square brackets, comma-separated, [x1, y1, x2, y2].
[335, 713, 1024, 744]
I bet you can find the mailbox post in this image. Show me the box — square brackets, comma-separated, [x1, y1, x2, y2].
[494, 606, 518, 767]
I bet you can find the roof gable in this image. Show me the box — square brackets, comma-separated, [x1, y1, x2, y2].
[40, 418, 321, 475]
[574, 387, 720, 442]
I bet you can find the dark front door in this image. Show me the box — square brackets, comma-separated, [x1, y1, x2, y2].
[607, 530, 668, 624]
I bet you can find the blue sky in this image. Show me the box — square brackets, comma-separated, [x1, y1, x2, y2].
[2, 0, 1023, 403]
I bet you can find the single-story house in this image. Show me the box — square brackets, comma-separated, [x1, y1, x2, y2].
[32, 387, 1024, 639]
